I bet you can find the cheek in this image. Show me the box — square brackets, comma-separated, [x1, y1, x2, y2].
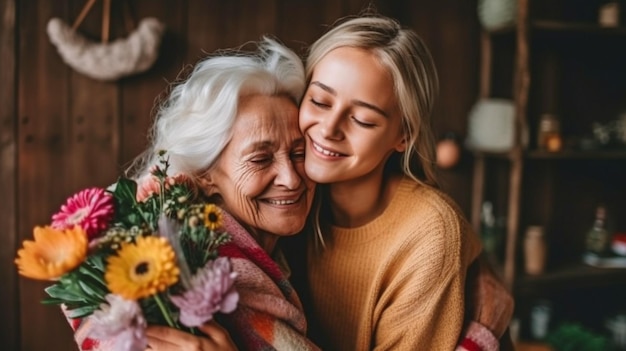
[225, 186, 265, 232]
[294, 162, 309, 181]
[225, 170, 265, 219]
[299, 106, 313, 132]
[239, 168, 270, 198]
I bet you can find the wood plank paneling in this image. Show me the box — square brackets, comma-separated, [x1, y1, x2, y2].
[120, 0, 186, 167]
[211, 0, 278, 49]
[68, 0, 120, 188]
[275, 0, 343, 53]
[0, 0, 18, 350]
[17, 0, 76, 349]
[397, 0, 481, 215]
[5, 2, 480, 349]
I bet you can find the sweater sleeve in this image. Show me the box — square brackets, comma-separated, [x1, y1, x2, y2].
[371, 211, 472, 350]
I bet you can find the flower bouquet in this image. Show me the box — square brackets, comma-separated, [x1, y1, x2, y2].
[15, 151, 239, 351]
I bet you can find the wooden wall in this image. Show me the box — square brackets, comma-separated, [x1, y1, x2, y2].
[0, 1, 480, 349]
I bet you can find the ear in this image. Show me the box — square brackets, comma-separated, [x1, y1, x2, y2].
[395, 137, 407, 152]
[198, 173, 219, 196]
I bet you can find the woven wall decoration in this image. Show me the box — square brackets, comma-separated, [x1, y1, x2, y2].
[47, 0, 166, 81]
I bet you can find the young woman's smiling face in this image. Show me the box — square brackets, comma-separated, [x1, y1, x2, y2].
[299, 47, 406, 185]
[203, 94, 315, 246]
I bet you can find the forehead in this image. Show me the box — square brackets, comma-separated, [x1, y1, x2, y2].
[313, 47, 392, 88]
[232, 94, 300, 145]
[311, 47, 398, 113]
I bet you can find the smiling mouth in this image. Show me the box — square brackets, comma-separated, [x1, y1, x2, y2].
[265, 198, 298, 205]
[261, 192, 303, 206]
[312, 141, 344, 157]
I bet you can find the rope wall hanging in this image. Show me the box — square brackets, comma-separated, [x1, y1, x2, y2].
[47, 0, 166, 81]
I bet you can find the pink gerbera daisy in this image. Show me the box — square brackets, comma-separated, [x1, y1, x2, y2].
[51, 187, 114, 239]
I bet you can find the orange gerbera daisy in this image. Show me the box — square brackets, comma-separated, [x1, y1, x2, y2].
[15, 226, 88, 280]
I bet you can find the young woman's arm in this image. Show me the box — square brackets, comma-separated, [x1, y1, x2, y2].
[458, 254, 514, 350]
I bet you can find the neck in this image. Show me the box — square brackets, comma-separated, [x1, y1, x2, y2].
[327, 170, 401, 228]
[253, 230, 279, 254]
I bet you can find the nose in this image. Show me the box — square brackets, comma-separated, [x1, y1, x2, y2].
[274, 159, 302, 190]
[320, 110, 344, 140]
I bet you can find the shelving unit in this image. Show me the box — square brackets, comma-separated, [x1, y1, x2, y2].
[472, 0, 626, 342]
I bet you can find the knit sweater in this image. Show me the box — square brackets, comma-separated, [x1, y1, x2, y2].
[307, 178, 482, 350]
[217, 210, 320, 351]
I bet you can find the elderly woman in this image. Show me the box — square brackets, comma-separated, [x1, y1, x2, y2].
[131, 38, 319, 351]
[68, 37, 511, 351]
[66, 38, 319, 351]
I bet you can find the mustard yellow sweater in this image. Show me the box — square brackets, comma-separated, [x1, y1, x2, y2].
[307, 178, 482, 350]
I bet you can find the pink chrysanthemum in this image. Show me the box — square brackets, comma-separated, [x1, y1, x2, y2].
[170, 257, 239, 327]
[51, 187, 114, 240]
[88, 294, 147, 351]
[136, 175, 160, 202]
[136, 173, 194, 202]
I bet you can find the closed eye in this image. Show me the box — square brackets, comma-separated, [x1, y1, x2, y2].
[310, 98, 330, 109]
[351, 116, 376, 128]
[292, 149, 306, 161]
[249, 155, 273, 165]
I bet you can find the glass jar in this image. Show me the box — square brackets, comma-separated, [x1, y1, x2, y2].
[537, 113, 562, 152]
[524, 226, 547, 275]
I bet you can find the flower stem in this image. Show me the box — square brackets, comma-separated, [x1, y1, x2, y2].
[154, 293, 178, 328]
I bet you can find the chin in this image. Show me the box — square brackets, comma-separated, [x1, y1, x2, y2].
[304, 164, 332, 184]
[269, 221, 306, 237]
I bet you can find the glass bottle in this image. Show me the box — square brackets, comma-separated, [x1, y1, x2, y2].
[585, 205, 610, 255]
[524, 226, 547, 275]
[537, 113, 562, 152]
[480, 201, 497, 254]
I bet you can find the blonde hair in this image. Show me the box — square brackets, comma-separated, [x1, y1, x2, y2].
[305, 14, 440, 247]
[306, 14, 439, 186]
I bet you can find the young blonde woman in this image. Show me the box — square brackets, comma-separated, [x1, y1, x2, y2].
[295, 13, 513, 350]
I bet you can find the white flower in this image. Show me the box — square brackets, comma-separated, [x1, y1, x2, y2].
[88, 294, 147, 351]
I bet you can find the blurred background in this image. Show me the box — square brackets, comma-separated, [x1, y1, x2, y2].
[2, 1, 626, 350]
[0, 1, 481, 349]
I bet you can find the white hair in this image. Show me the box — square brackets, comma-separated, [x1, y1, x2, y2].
[129, 37, 305, 180]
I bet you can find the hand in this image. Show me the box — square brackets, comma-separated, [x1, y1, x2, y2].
[467, 254, 514, 338]
[145, 321, 238, 351]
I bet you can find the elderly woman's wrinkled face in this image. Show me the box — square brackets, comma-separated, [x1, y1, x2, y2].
[203, 95, 315, 247]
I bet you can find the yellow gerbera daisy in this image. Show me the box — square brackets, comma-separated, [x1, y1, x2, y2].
[105, 236, 179, 300]
[15, 226, 88, 280]
[203, 204, 223, 231]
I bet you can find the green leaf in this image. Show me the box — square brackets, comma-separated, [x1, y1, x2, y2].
[114, 177, 139, 206]
[78, 280, 104, 299]
[41, 297, 68, 305]
[44, 284, 86, 302]
[66, 305, 99, 319]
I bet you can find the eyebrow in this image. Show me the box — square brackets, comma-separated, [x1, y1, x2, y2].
[242, 140, 274, 154]
[310, 81, 389, 118]
[243, 136, 305, 153]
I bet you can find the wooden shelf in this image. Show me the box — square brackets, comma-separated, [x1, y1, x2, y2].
[472, 148, 626, 160]
[475, 0, 626, 336]
[515, 263, 626, 294]
[532, 20, 626, 36]
[516, 341, 553, 351]
[525, 149, 626, 159]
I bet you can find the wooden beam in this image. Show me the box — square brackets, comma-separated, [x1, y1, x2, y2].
[0, 0, 18, 349]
